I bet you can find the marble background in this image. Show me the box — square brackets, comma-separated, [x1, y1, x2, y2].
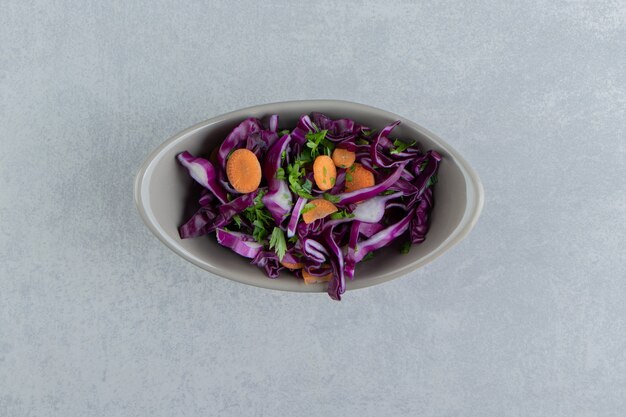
[1, 1, 625, 416]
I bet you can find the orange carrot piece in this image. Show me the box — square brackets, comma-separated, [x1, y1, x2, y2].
[302, 269, 332, 284]
[313, 155, 337, 191]
[301, 198, 338, 224]
[344, 163, 375, 193]
[331, 148, 356, 168]
[280, 261, 304, 269]
[226, 148, 262, 193]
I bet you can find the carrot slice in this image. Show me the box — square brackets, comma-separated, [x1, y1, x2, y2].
[302, 269, 332, 284]
[302, 198, 338, 224]
[226, 148, 262, 193]
[280, 261, 304, 269]
[331, 148, 356, 168]
[344, 163, 375, 193]
[313, 155, 337, 191]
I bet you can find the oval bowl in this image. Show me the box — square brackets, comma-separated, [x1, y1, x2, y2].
[134, 100, 484, 293]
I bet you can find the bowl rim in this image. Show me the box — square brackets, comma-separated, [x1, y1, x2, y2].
[134, 99, 484, 293]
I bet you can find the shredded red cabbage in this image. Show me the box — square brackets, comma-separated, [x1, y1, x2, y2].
[176, 113, 440, 300]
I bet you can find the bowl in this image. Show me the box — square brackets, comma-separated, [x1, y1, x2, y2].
[134, 100, 484, 293]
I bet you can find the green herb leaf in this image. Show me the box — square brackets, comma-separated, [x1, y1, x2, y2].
[329, 209, 354, 220]
[269, 227, 287, 261]
[302, 179, 313, 193]
[252, 222, 268, 243]
[294, 189, 315, 199]
[305, 130, 333, 159]
[419, 160, 428, 173]
[382, 190, 396, 195]
[279, 129, 290, 136]
[323, 193, 340, 203]
[301, 203, 316, 214]
[243, 190, 273, 243]
[356, 138, 369, 145]
[276, 167, 286, 180]
[362, 129, 376, 137]
[299, 149, 313, 163]
[291, 181, 314, 199]
[390, 139, 416, 155]
[285, 160, 313, 199]
[400, 241, 411, 254]
[306, 130, 327, 144]
[288, 235, 299, 244]
[232, 215, 242, 228]
[426, 173, 438, 188]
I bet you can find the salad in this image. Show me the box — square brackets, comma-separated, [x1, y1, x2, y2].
[177, 113, 441, 300]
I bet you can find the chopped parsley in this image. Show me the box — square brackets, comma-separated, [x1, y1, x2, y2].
[346, 164, 356, 182]
[301, 179, 313, 195]
[301, 202, 316, 214]
[323, 193, 340, 203]
[242, 190, 273, 243]
[305, 130, 334, 159]
[269, 227, 287, 260]
[330, 209, 355, 220]
[390, 139, 416, 154]
[400, 241, 411, 254]
[285, 160, 315, 199]
[426, 173, 438, 188]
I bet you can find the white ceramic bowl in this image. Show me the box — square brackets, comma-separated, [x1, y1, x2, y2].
[134, 100, 484, 293]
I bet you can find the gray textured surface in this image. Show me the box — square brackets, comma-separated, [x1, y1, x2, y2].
[1, 1, 625, 416]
